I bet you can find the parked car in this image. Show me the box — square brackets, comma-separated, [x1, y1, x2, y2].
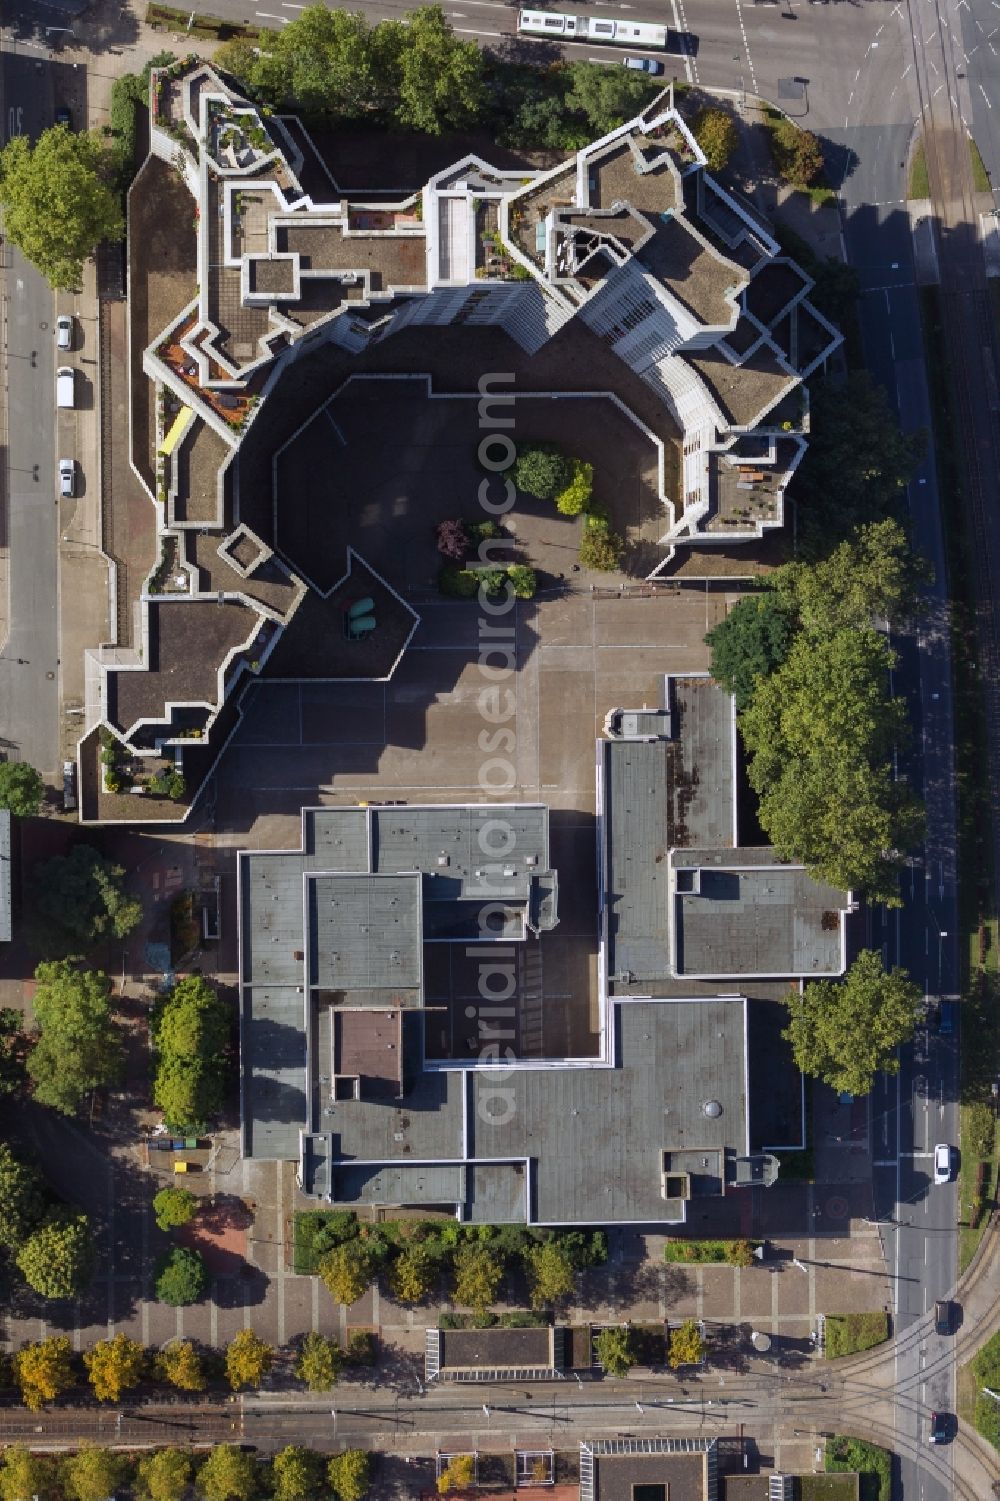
[933, 1142, 953, 1185]
[56, 314, 74, 351]
[56, 366, 75, 408]
[62, 760, 77, 812]
[623, 56, 664, 73]
[59, 458, 76, 498]
[938, 999, 957, 1035]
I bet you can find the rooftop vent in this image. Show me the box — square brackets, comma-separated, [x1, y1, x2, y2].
[703, 1099, 723, 1119]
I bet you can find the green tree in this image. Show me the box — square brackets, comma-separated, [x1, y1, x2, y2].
[595, 1325, 636, 1377]
[272, 1448, 324, 1501]
[0, 1143, 45, 1249]
[389, 1241, 440, 1304]
[527, 1238, 576, 1309]
[506, 564, 537, 600]
[152, 974, 230, 1132]
[136, 1449, 193, 1501]
[0, 1008, 27, 1097]
[328, 1451, 371, 1501]
[740, 628, 922, 901]
[564, 62, 656, 136]
[155, 1246, 208, 1307]
[152, 1185, 199, 1232]
[0, 1447, 55, 1501]
[294, 1331, 342, 1391]
[668, 1318, 704, 1369]
[225, 1329, 274, 1391]
[13, 1337, 76, 1410]
[390, 6, 485, 134]
[784, 949, 921, 1096]
[84, 1333, 145, 1402]
[211, 38, 259, 85]
[319, 1238, 379, 1306]
[793, 373, 921, 555]
[776, 519, 928, 637]
[705, 590, 796, 710]
[156, 1339, 207, 1392]
[555, 460, 594, 516]
[770, 116, 825, 185]
[694, 108, 739, 172]
[514, 444, 571, 500]
[61, 1448, 128, 1501]
[29, 845, 142, 956]
[197, 1447, 257, 1501]
[452, 1241, 504, 1311]
[0, 762, 44, 817]
[27, 961, 123, 1115]
[578, 524, 624, 572]
[16, 1208, 94, 1299]
[250, 5, 377, 116]
[0, 128, 123, 290]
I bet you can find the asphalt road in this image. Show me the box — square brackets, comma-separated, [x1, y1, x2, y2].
[0, 50, 62, 778]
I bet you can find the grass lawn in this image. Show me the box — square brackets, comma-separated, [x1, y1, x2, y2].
[970, 137, 991, 192]
[825, 1436, 891, 1501]
[909, 139, 929, 199]
[970, 1327, 1000, 1449]
[823, 1312, 890, 1359]
[800, 1478, 861, 1500]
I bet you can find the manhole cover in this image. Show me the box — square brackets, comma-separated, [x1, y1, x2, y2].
[825, 1195, 849, 1219]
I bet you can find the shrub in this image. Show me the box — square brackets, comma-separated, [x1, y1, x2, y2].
[436, 519, 469, 561]
[439, 565, 479, 599]
[466, 519, 502, 549]
[507, 564, 537, 600]
[724, 1239, 755, 1268]
[344, 1330, 377, 1367]
[694, 108, 739, 172]
[554, 459, 593, 516]
[965, 1100, 996, 1159]
[769, 114, 826, 186]
[155, 1246, 208, 1306]
[578, 524, 624, 572]
[437, 1455, 475, 1495]
[513, 443, 571, 500]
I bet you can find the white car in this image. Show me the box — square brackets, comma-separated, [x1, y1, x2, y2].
[59, 458, 76, 498]
[933, 1143, 953, 1184]
[56, 314, 74, 351]
[623, 56, 664, 74]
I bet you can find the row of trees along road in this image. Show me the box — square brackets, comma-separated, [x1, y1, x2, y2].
[706, 369, 929, 1098]
[0, 1444, 372, 1501]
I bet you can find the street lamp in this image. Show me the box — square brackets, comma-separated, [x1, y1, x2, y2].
[792, 1257, 808, 1273]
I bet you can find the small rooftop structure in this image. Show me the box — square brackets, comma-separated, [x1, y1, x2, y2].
[603, 674, 852, 991]
[426, 1325, 565, 1383]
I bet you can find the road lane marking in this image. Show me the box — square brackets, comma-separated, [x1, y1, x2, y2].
[981, 81, 994, 107]
[453, 26, 504, 35]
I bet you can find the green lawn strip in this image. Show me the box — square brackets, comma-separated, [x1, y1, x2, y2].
[971, 1329, 1000, 1448]
[970, 137, 991, 193]
[799, 1477, 861, 1501]
[662, 1238, 760, 1265]
[823, 1312, 890, 1359]
[909, 138, 929, 199]
[146, 2, 261, 38]
[918, 285, 1000, 1273]
[825, 1436, 891, 1501]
